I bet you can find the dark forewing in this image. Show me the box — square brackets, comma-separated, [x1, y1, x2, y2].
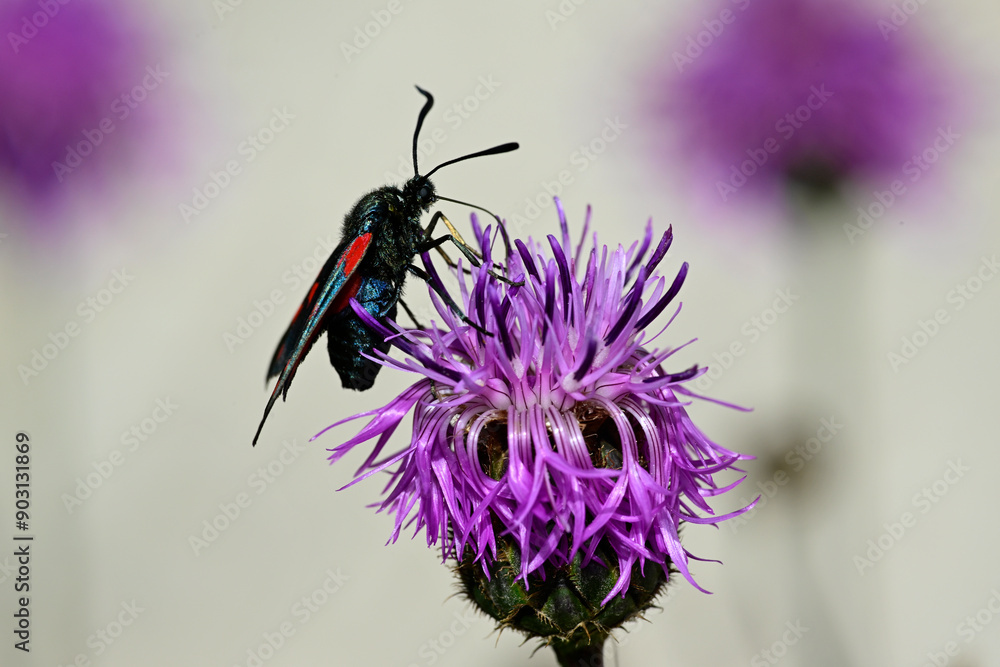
[253, 217, 377, 445]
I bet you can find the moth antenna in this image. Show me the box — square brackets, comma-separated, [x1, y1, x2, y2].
[413, 86, 435, 176]
[423, 142, 519, 180]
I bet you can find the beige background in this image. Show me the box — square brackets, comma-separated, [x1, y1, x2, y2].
[2, 0, 999, 665]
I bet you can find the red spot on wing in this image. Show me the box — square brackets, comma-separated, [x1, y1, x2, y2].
[337, 232, 372, 274]
[306, 282, 319, 304]
[328, 233, 370, 314]
[331, 273, 363, 313]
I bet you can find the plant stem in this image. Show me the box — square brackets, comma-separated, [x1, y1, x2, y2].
[552, 642, 605, 667]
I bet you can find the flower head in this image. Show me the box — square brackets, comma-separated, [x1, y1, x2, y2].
[654, 0, 953, 202]
[0, 0, 160, 221]
[320, 199, 751, 628]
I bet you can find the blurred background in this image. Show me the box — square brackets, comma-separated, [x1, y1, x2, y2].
[1, 0, 998, 665]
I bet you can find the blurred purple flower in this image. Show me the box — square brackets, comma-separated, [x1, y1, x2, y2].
[0, 0, 160, 219]
[654, 0, 953, 203]
[317, 200, 752, 605]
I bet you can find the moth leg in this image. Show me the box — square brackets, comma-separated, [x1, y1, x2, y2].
[432, 245, 466, 276]
[436, 213, 522, 285]
[429, 230, 521, 284]
[420, 212, 483, 266]
[433, 245, 512, 284]
[443, 207, 518, 275]
[419, 225, 522, 286]
[407, 264, 491, 336]
[398, 298, 425, 329]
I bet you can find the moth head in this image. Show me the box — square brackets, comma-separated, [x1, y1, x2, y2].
[403, 175, 436, 211]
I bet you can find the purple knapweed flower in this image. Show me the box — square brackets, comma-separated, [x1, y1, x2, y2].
[0, 0, 160, 223]
[653, 0, 953, 204]
[317, 199, 752, 661]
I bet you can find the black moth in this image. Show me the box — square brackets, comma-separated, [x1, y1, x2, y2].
[252, 86, 518, 445]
